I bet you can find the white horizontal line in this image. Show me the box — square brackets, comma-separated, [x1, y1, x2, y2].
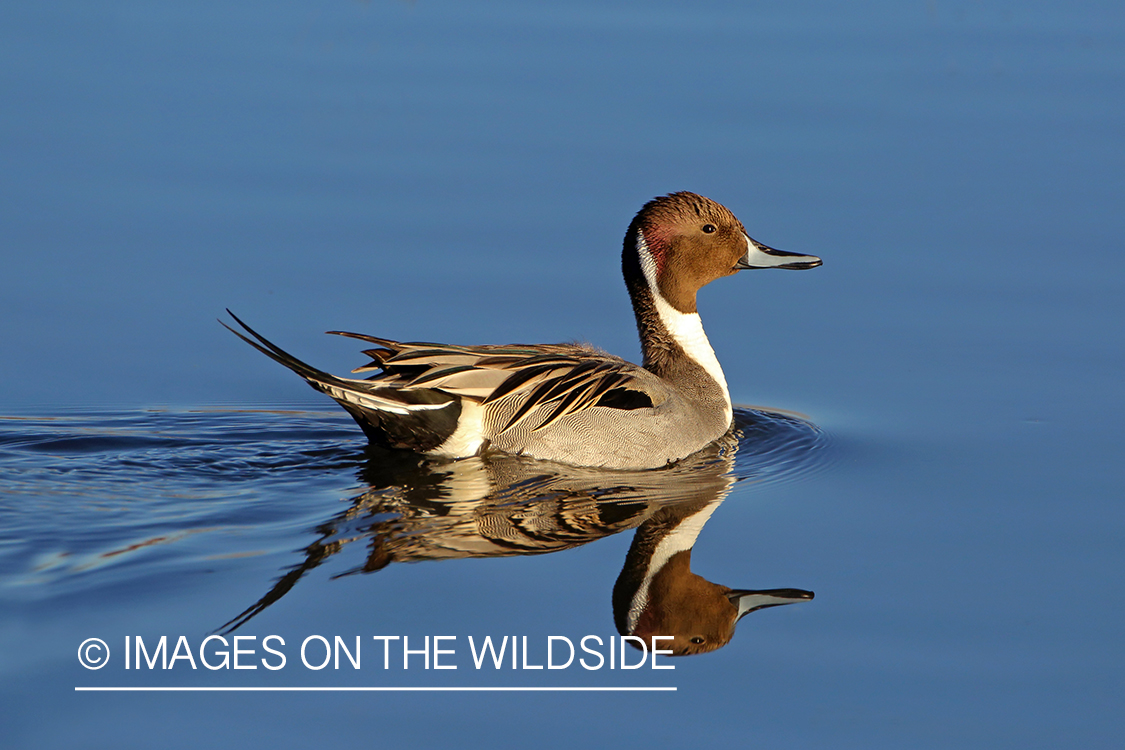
[75, 686, 675, 692]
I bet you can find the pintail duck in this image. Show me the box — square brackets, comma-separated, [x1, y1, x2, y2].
[224, 192, 820, 469]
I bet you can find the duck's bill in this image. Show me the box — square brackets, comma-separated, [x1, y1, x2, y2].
[737, 236, 822, 270]
[728, 588, 815, 621]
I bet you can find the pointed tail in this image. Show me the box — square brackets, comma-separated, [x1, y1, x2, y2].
[221, 309, 349, 392]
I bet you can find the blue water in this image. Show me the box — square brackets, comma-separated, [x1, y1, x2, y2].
[2, 1, 1123, 747]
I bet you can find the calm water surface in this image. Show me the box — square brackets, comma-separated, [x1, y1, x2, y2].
[2, 1, 1123, 748]
[1, 407, 824, 634]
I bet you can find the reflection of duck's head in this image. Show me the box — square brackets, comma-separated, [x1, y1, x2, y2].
[614, 500, 813, 656]
[627, 549, 812, 655]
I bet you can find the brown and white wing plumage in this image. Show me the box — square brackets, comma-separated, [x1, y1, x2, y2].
[224, 312, 659, 460]
[331, 331, 658, 436]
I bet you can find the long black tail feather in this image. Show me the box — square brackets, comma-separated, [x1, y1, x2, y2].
[222, 311, 463, 452]
[221, 309, 347, 389]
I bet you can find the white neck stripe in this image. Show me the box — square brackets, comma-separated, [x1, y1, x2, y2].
[635, 233, 732, 420]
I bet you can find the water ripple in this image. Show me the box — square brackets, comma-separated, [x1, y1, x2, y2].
[0, 405, 828, 599]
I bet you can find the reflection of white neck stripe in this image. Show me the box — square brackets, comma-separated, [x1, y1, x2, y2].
[626, 496, 727, 632]
[635, 233, 732, 420]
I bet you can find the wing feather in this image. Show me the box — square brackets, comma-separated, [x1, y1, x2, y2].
[307, 325, 653, 431]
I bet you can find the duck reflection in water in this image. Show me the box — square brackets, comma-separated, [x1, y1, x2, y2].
[222, 408, 820, 656]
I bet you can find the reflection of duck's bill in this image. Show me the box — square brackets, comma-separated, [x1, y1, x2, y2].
[729, 588, 815, 621]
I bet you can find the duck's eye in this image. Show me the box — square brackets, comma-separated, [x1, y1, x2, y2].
[690, 636, 706, 645]
[702, 224, 716, 234]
